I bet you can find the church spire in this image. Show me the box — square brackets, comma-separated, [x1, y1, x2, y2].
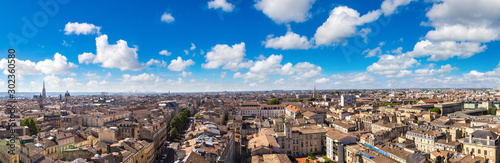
[42, 80, 46, 99]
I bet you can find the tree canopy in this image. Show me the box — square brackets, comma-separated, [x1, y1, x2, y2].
[430, 107, 441, 114]
[267, 98, 280, 105]
[488, 107, 497, 115]
[20, 118, 39, 136]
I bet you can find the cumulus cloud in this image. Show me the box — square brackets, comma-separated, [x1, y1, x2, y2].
[425, 25, 499, 42]
[208, 0, 235, 12]
[202, 42, 253, 71]
[255, 0, 316, 24]
[314, 6, 382, 46]
[64, 22, 101, 35]
[161, 12, 175, 23]
[146, 59, 167, 67]
[80, 34, 154, 71]
[414, 64, 458, 76]
[0, 53, 76, 76]
[44, 75, 82, 91]
[168, 56, 195, 71]
[315, 77, 331, 84]
[380, 0, 414, 16]
[410, 0, 500, 61]
[407, 40, 486, 61]
[123, 73, 160, 82]
[264, 31, 312, 50]
[78, 52, 95, 64]
[159, 50, 172, 56]
[234, 54, 322, 82]
[367, 54, 419, 78]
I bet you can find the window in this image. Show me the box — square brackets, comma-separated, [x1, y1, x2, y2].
[485, 150, 487, 155]
[490, 151, 493, 156]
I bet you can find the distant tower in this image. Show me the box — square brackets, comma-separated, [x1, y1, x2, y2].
[42, 80, 46, 99]
[313, 86, 317, 99]
[64, 91, 70, 102]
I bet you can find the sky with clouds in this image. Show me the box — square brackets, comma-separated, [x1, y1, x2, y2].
[1, 0, 500, 93]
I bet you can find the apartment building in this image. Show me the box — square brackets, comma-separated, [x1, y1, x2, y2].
[272, 123, 326, 157]
[240, 104, 285, 119]
[406, 128, 445, 153]
[341, 95, 356, 107]
[462, 130, 500, 163]
[325, 129, 357, 162]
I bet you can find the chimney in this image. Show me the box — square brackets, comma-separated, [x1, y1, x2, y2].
[469, 133, 472, 143]
[487, 136, 490, 146]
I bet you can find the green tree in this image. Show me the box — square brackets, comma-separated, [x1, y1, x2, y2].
[322, 156, 333, 163]
[431, 107, 441, 114]
[20, 118, 39, 136]
[169, 127, 178, 139]
[307, 152, 315, 159]
[278, 116, 285, 121]
[307, 98, 315, 101]
[488, 107, 497, 115]
[194, 114, 203, 119]
[267, 98, 280, 105]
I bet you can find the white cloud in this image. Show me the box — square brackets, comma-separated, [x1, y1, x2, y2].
[314, 6, 382, 46]
[315, 77, 331, 84]
[44, 75, 83, 91]
[255, 0, 315, 24]
[289, 62, 322, 79]
[168, 56, 195, 71]
[78, 52, 96, 64]
[123, 73, 160, 82]
[380, 0, 414, 16]
[220, 71, 227, 79]
[161, 12, 175, 23]
[425, 25, 500, 42]
[146, 59, 167, 67]
[264, 31, 312, 50]
[0, 53, 76, 76]
[414, 0, 500, 60]
[190, 43, 196, 51]
[159, 50, 172, 56]
[64, 22, 101, 35]
[86, 80, 108, 87]
[414, 64, 458, 76]
[208, 0, 235, 12]
[180, 71, 193, 77]
[234, 54, 322, 82]
[202, 42, 253, 71]
[407, 40, 486, 61]
[367, 54, 419, 78]
[87, 34, 151, 71]
[331, 72, 375, 84]
[362, 47, 382, 58]
[35, 53, 77, 74]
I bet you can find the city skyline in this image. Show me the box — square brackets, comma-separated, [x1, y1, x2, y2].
[2, 0, 500, 92]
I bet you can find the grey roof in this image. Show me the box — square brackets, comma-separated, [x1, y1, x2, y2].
[472, 130, 499, 139]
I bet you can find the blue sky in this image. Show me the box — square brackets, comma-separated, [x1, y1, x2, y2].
[1, 0, 500, 92]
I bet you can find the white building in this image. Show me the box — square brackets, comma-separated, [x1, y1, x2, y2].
[340, 95, 356, 107]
